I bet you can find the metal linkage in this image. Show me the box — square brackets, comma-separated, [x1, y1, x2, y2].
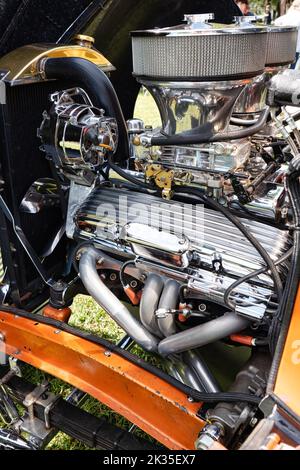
[0, 428, 35, 450]
[0, 366, 20, 425]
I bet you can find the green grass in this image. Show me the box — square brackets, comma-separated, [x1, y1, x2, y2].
[134, 88, 162, 128]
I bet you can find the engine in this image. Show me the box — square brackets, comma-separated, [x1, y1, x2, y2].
[33, 14, 300, 446]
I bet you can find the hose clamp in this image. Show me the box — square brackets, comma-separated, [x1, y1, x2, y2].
[155, 308, 177, 319]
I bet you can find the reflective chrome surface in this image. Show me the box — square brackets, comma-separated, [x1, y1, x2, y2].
[19, 179, 60, 214]
[120, 222, 191, 268]
[39, 88, 118, 185]
[237, 183, 286, 222]
[234, 73, 269, 114]
[160, 139, 251, 174]
[139, 79, 247, 136]
[232, 18, 297, 67]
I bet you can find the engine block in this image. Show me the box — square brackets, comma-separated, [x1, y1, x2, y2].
[73, 186, 292, 321]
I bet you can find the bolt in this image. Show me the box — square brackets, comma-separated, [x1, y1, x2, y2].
[188, 396, 194, 403]
[199, 304, 207, 313]
[130, 280, 138, 289]
[110, 273, 117, 282]
[250, 417, 258, 427]
[195, 434, 215, 451]
[104, 351, 111, 357]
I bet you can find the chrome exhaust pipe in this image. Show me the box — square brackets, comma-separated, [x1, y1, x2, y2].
[79, 247, 247, 391]
[140, 273, 164, 338]
[79, 247, 159, 353]
[157, 279, 221, 392]
[166, 360, 207, 392]
[183, 351, 221, 393]
[158, 312, 250, 357]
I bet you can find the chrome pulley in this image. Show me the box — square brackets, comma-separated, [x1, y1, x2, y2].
[39, 87, 118, 183]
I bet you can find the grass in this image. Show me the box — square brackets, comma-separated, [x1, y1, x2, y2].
[134, 88, 162, 128]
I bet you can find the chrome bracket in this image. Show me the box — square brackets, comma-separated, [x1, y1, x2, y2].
[23, 380, 49, 420]
[43, 395, 60, 430]
[21, 381, 58, 448]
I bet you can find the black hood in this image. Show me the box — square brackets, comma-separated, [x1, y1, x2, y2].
[0, 0, 241, 56]
[0, 0, 93, 55]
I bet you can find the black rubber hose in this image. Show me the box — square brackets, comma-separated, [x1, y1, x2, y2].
[224, 249, 293, 311]
[119, 260, 136, 289]
[151, 107, 270, 147]
[108, 154, 158, 191]
[42, 57, 129, 163]
[172, 186, 284, 301]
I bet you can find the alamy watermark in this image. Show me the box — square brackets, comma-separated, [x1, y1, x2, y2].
[94, 195, 205, 246]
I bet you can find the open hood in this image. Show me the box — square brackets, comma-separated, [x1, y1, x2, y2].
[0, 0, 93, 55]
[0, 0, 241, 56]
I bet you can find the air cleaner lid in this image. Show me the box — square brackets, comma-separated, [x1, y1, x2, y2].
[131, 14, 268, 80]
